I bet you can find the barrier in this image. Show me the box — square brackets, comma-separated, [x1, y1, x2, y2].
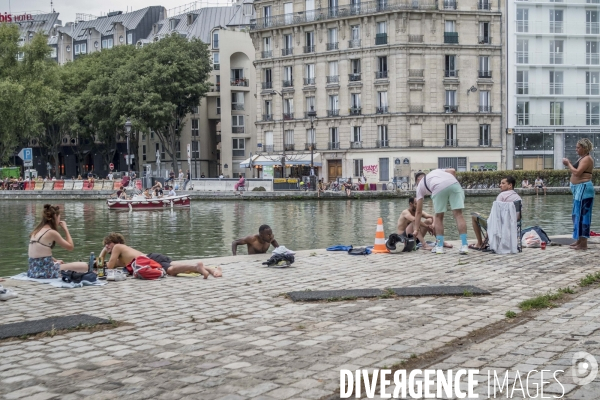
[187, 179, 274, 192]
[113, 180, 122, 190]
[370, 184, 377, 191]
[42, 182, 55, 190]
[63, 181, 74, 190]
[73, 181, 84, 190]
[34, 181, 44, 190]
[23, 181, 33, 190]
[102, 181, 114, 190]
[135, 179, 142, 190]
[82, 181, 94, 190]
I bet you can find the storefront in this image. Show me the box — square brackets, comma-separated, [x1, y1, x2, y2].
[239, 154, 322, 180]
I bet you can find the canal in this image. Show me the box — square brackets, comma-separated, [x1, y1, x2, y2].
[1, 195, 597, 277]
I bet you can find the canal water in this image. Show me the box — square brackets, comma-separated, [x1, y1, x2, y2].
[1, 196, 596, 277]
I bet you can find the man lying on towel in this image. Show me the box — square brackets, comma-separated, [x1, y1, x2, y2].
[99, 233, 221, 278]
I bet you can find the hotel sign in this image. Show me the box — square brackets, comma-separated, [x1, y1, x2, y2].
[0, 13, 35, 23]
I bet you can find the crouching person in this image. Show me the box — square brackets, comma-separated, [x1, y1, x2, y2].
[100, 233, 221, 279]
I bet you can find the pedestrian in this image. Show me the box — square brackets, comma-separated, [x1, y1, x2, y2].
[178, 169, 183, 180]
[201, 172, 206, 178]
[184, 169, 191, 189]
[413, 169, 469, 255]
[534, 176, 547, 196]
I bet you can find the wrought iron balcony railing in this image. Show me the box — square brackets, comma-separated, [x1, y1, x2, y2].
[349, 107, 362, 115]
[445, 139, 459, 147]
[282, 48, 293, 56]
[304, 142, 317, 150]
[327, 109, 340, 117]
[262, 114, 273, 121]
[283, 113, 294, 120]
[304, 45, 315, 53]
[375, 33, 387, 45]
[349, 73, 362, 81]
[478, 70, 492, 79]
[230, 78, 248, 87]
[445, 69, 459, 78]
[328, 142, 340, 150]
[479, 139, 492, 147]
[444, 105, 459, 113]
[261, 50, 272, 58]
[349, 39, 361, 48]
[478, 36, 491, 44]
[375, 71, 388, 79]
[261, 82, 273, 90]
[326, 75, 339, 84]
[284, 144, 295, 151]
[478, 105, 493, 113]
[375, 106, 389, 114]
[327, 42, 339, 50]
[282, 80, 293, 87]
[350, 141, 363, 149]
[376, 140, 389, 148]
[232, 104, 244, 111]
[304, 77, 316, 86]
[444, 32, 459, 44]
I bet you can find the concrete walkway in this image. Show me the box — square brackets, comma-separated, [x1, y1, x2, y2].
[1, 243, 599, 399]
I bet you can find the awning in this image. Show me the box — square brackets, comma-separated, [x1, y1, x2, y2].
[240, 154, 322, 168]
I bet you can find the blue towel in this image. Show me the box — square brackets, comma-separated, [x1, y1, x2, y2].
[571, 181, 595, 239]
[327, 245, 353, 251]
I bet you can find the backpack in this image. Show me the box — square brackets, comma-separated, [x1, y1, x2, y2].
[125, 255, 166, 280]
[348, 247, 372, 256]
[61, 270, 97, 284]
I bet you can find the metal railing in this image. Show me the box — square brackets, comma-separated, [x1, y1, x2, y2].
[232, 104, 244, 111]
[304, 77, 316, 85]
[375, 33, 387, 45]
[587, 53, 600, 65]
[250, 0, 438, 30]
[376, 106, 389, 114]
[409, 139, 424, 147]
[516, 114, 529, 126]
[261, 50, 272, 58]
[587, 114, 600, 125]
[282, 48, 293, 56]
[409, 105, 424, 113]
[408, 35, 423, 43]
[327, 109, 340, 117]
[304, 45, 315, 53]
[349, 39, 361, 48]
[284, 144, 295, 151]
[304, 111, 316, 118]
[327, 75, 339, 83]
[587, 83, 600, 95]
[409, 69, 424, 77]
[375, 71, 388, 79]
[443, 0, 457, 8]
[444, 32, 459, 44]
[230, 78, 248, 87]
[304, 142, 317, 150]
[550, 83, 564, 95]
[478, 1, 492, 9]
[262, 82, 273, 90]
[516, 83, 529, 94]
[328, 142, 340, 150]
[282, 80, 293, 87]
[232, 127, 245, 133]
[213, 64, 220, 70]
[445, 69, 459, 78]
[445, 139, 459, 147]
[478, 70, 492, 79]
[444, 105, 459, 113]
[549, 21, 563, 33]
[349, 107, 362, 115]
[350, 141, 363, 149]
[376, 140, 389, 148]
[478, 105, 493, 113]
[327, 42, 339, 50]
[587, 22, 600, 34]
[264, 145, 274, 153]
[478, 36, 491, 44]
[349, 73, 362, 81]
[517, 21, 528, 33]
[479, 139, 492, 147]
[283, 113, 294, 120]
[262, 114, 273, 121]
[549, 52, 564, 64]
[517, 51, 528, 64]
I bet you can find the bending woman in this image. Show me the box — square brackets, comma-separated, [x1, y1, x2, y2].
[562, 138, 595, 250]
[28, 204, 88, 278]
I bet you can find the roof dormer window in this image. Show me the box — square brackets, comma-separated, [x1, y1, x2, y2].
[244, 4, 254, 16]
[170, 19, 177, 30]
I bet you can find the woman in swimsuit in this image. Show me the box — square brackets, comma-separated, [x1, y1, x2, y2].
[28, 204, 88, 278]
[562, 138, 595, 250]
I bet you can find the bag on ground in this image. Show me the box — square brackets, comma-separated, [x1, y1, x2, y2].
[126, 255, 166, 280]
[521, 230, 542, 248]
[61, 270, 97, 283]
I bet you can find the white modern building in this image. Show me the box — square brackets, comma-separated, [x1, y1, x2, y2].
[507, 0, 600, 170]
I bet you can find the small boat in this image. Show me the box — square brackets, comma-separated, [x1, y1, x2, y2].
[107, 194, 191, 210]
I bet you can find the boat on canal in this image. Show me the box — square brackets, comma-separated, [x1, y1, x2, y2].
[106, 194, 191, 210]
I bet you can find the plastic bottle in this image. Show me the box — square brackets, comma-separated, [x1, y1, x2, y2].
[88, 252, 95, 273]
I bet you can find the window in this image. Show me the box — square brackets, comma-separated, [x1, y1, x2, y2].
[265, 131, 274, 152]
[377, 125, 388, 147]
[284, 2, 293, 23]
[305, 64, 315, 85]
[151, 130, 155, 140]
[479, 56, 490, 78]
[352, 126, 361, 142]
[350, 59, 361, 76]
[587, 10, 599, 34]
[305, 0, 315, 21]
[445, 124, 457, 146]
[232, 138, 245, 157]
[263, 37, 272, 52]
[327, 61, 339, 83]
[445, 55, 457, 77]
[283, 34, 293, 52]
[376, 21, 387, 44]
[264, 100, 272, 118]
[80, 43, 86, 54]
[445, 90, 457, 112]
[231, 68, 244, 83]
[517, 39, 528, 64]
[101, 38, 113, 49]
[232, 92, 244, 110]
[305, 31, 315, 52]
[74, 44, 80, 55]
[213, 30, 219, 48]
[517, 8, 528, 32]
[192, 106, 199, 114]
[191, 119, 199, 136]
[376, 91, 388, 113]
[328, 95, 339, 114]
[587, 41, 599, 65]
[377, 21, 387, 34]
[330, 127, 339, 148]
[143, 145, 147, 161]
[479, 91, 491, 112]
[350, 25, 360, 47]
[213, 52, 220, 68]
[283, 98, 294, 118]
[377, 56, 387, 79]
[306, 128, 316, 144]
[284, 66, 293, 85]
[550, 101, 564, 125]
[328, 28, 338, 50]
[478, 22, 490, 43]
[479, 125, 491, 146]
[284, 130, 295, 148]
[50, 47, 57, 58]
[438, 157, 467, 171]
[192, 141, 200, 158]
[232, 115, 245, 133]
[351, 0, 361, 14]
[549, 40, 563, 64]
[445, 20, 456, 32]
[264, 5, 272, 24]
[306, 96, 315, 116]
[127, 33, 133, 44]
[517, 70, 528, 94]
[264, 68, 272, 84]
[587, 102, 599, 125]
[216, 97, 221, 114]
[549, 71, 563, 94]
[170, 19, 178, 30]
[517, 101, 529, 125]
[444, 20, 458, 43]
[587, 71, 599, 95]
[549, 9, 563, 33]
[353, 159, 363, 177]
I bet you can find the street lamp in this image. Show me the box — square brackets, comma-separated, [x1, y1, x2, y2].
[124, 118, 132, 175]
[307, 106, 317, 190]
[272, 89, 285, 178]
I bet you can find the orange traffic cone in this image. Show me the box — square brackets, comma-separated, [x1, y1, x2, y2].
[372, 217, 389, 253]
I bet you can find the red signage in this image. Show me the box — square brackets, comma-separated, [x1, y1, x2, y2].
[0, 13, 34, 23]
[109, 163, 114, 170]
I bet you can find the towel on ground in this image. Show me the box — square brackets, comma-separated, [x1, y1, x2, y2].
[272, 246, 296, 255]
[11, 272, 107, 288]
[487, 201, 519, 254]
[326, 245, 353, 251]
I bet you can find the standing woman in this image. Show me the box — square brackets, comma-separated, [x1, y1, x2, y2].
[28, 204, 88, 278]
[563, 138, 595, 250]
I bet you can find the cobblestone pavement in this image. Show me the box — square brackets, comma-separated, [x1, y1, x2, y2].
[1, 242, 598, 400]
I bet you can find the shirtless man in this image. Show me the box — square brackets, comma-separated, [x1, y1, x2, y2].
[100, 233, 221, 278]
[397, 197, 452, 250]
[232, 225, 279, 255]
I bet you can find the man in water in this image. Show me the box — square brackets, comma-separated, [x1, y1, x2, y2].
[232, 225, 279, 255]
[397, 197, 453, 250]
[100, 233, 221, 278]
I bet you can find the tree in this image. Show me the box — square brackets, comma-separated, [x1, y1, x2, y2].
[119, 34, 211, 174]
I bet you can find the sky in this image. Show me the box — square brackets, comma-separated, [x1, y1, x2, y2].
[2, 0, 232, 25]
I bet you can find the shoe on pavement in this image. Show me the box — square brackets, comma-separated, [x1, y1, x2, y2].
[459, 245, 469, 255]
[0, 285, 17, 301]
[431, 246, 445, 254]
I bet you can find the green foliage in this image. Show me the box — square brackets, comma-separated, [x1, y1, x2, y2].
[505, 311, 517, 318]
[518, 291, 564, 311]
[252, 186, 266, 191]
[455, 170, 600, 189]
[579, 272, 600, 287]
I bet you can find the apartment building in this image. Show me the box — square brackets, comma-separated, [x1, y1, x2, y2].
[13, 12, 61, 63]
[139, 1, 256, 178]
[507, 0, 600, 170]
[250, 0, 504, 182]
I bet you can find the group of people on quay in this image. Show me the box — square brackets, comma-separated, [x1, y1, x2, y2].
[20, 138, 597, 282]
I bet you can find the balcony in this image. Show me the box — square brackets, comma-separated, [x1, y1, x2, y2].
[327, 75, 339, 84]
[349, 107, 362, 115]
[478, 105, 493, 113]
[328, 142, 340, 150]
[587, 22, 600, 34]
[261, 50, 272, 59]
[282, 80, 293, 87]
[549, 21, 563, 33]
[478, 70, 492, 79]
[408, 35, 423, 43]
[304, 142, 317, 150]
[327, 42, 339, 50]
[409, 69, 424, 78]
[478, 0, 491, 9]
[284, 144, 295, 151]
[213, 64, 220, 70]
[304, 111, 317, 118]
[262, 82, 273, 90]
[283, 113, 294, 120]
[349, 73, 362, 82]
[445, 69, 459, 78]
[445, 139, 459, 147]
[327, 6, 340, 17]
[409, 105, 424, 113]
[444, 105, 459, 113]
[409, 139, 424, 147]
[587, 53, 600, 65]
[478, 36, 491, 44]
[479, 139, 492, 147]
[232, 104, 244, 111]
[304, 45, 315, 53]
[282, 48, 293, 56]
[304, 77, 316, 86]
[375, 106, 389, 114]
[376, 140, 389, 148]
[327, 109, 340, 117]
[231, 78, 249, 87]
[375, 71, 388, 79]
[262, 114, 273, 121]
[443, 0, 457, 9]
[264, 145, 274, 153]
[232, 127, 245, 133]
[444, 32, 459, 44]
[350, 141, 363, 149]
[348, 39, 361, 48]
[375, 33, 388, 45]
[549, 52, 564, 65]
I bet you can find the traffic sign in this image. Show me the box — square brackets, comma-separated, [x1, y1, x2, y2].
[109, 163, 114, 171]
[18, 148, 32, 162]
[24, 161, 33, 167]
[187, 143, 191, 158]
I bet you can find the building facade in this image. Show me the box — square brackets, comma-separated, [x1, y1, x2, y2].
[250, 0, 505, 183]
[507, 0, 600, 170]
[138, 1, 257, 178]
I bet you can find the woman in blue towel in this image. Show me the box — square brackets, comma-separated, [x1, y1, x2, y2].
[28, 204, 88, 278]
[563, 138, 595, 250]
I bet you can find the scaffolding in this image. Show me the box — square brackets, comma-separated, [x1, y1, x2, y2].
[166, 0, 233, 17]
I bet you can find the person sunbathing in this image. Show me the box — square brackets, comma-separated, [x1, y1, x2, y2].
[99, 233, 221, 278]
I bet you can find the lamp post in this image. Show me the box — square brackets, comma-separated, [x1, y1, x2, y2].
[307, 106, 317, 190]
[124, 118, 132, 175]
[272, 90, 285, 178]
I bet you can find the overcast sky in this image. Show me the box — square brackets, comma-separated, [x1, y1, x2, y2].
[4, 0, 231, 25]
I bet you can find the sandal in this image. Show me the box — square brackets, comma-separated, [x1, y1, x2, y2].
[468, 244, 484, 251]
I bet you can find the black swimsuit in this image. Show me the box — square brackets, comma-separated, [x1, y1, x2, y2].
[29, 229, 56, 249]
[573, 155, 593, 175]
